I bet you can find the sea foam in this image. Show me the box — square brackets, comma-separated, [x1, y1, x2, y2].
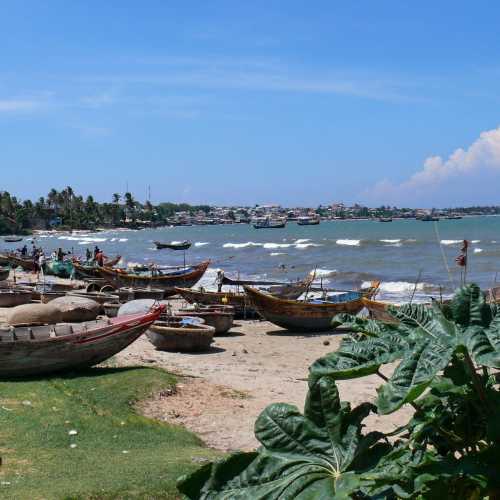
[336, 239, 360, 246]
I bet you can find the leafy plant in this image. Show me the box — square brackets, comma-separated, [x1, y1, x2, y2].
[178, 284, 500, 499]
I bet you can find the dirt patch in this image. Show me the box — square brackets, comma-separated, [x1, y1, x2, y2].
[138, 378, 253, 451]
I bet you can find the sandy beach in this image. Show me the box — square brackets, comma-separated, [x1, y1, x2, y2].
[116, 312, 412, 452]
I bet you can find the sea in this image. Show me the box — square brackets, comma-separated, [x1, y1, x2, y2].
[5, 216, 500, 303]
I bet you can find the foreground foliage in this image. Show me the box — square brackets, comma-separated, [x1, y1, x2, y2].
[0, 366, 218, 499]
[178, 284, 500, 499]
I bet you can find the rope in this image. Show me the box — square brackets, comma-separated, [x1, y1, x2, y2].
[433, 220, 455, 288]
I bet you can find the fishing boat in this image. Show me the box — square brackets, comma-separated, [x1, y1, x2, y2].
[221, 274, 314, 300]
[146, 316, 215, 352]
[3, 236, 23, 243]
[378, 217, 393, 222]
[94, 260, 210, 296]
[252, 217, 287, 229]
[0, 252, 35, 271]
[175, 288, 256, 318]
[72, 255, 122, 279]
[297, 216, 320, 226]
[0, 306, 163, 377]
[420, 214, 439, 221]
[0, 266, 10, 281]
[445, 214, 463, 220]
[362, 297, 399, 324]
[177, 306, 234, 335]
[154, 240, 192, 250]
[244, 281, 380, 332]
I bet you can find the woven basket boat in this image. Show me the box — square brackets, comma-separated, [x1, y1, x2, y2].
[147, 317, 215, 352]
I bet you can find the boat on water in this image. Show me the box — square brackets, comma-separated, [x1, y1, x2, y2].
[252, 217, 286, 229]
[3, 236, 23, 243]
[297, 215, 320, 226]
[154, 240, 192, 250]
[378, 217, 393, 222]
[420, 214, 439, 221]
[244, 281, 380, 332]
[0, 306, 163, 377]
[445, 214, 463, 220]
[94, 260, 210, 296]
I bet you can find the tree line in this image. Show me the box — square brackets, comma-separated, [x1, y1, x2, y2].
[0, 187, 210, 234]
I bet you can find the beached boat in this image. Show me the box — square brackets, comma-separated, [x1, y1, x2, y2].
[0, 266, 10, 281]
[177, 306, 234, 335]
[94, 260, 210, 296]
[72, 255, 122, 279]
[146, 316, 215, 352]
[0, 252, 35, 271]
[175, 287, 256, 318]
[362, 297, 399, 324]
[221, 274, 314, 300]
[3, 236, 23, 243]
[0, 306, 163, 377]
[252, 217, 286, 229]
[297, 216, 320, 226]
[244, 282, 380, 332]
[154, 240, 192, 250]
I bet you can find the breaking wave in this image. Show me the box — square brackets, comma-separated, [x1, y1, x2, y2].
[380, 239, 401, 243]
[336, 239, 361, 246]
[440, 240, 462, 245]
[474, 248, 483, 253]
[195, 242, 210, 247]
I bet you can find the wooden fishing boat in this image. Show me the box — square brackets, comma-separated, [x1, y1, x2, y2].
[362, 297, 399, 324]
[0, 306, 163, 377]
[0, 266, 10, 281]
[0, 252, 35, 271]
[378, 217, 393, 222]
[177, 306, 234, 335]
[147, 316, 215, 352]
[221, 274, 314, 300]
[175, 287, 256, 318]
[94, 260, 210, 296]
[72, 255, 122, 279]
[3, 236, 23, 243]
[253, 217, 286, 229]
[67, 290, 120, 305]
[154, 240, 192, 250]
[244, 281, 380, 332]
[297, 216, 320, 226]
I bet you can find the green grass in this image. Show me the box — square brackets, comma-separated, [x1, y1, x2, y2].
[0, 366, 220, 499]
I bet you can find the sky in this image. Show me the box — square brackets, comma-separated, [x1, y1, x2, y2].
[2, 1, 500, 208]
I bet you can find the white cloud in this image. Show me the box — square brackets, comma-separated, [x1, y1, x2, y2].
[365, 126, 500, 205]
[0, 99, 40, 112]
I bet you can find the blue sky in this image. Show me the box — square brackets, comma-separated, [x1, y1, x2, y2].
[2, 1, 500, 207]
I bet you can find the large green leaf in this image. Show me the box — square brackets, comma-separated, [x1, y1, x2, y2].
[309, 335, 410, 385]
[376, 339, 455, 414]
[178, 377, 390, 499]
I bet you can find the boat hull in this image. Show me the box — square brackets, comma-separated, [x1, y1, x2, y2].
[175, 287, 257, 318]
[96, 261, 210, 296]
[0, 308, 161, 377]
[244, 286, 366, 332]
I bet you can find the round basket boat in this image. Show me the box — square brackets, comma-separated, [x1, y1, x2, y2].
[40, 291, 68, 304]
[0, 289, 33, 308]
[103, 302, 121, 318]
[146, 317, 215, 352]
[177, 308, 234, 335]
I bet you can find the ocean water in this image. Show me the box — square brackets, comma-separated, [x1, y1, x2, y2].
[6, 216, 500, 303]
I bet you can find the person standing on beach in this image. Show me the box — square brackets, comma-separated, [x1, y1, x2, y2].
[96, 250, 104, 267]
[37, 251, 45, 280]
[216, 270, 225, 292]
[86, 248, 92, 261]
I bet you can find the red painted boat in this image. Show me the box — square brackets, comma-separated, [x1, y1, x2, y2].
[0, 305, 164, 377]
